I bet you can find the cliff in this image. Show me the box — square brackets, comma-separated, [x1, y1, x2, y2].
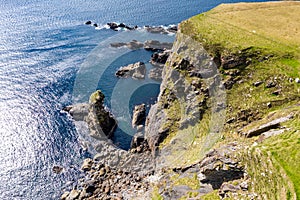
[62, 2, 300, 200]
[147, 1, 300, 199]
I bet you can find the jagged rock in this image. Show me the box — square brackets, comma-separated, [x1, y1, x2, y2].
[149, 67, 163, 81]
[93, 23, 98, 27]
[115, 62, 146, 79]
[242, 114, 293, 137]
[81, 158, 93, 171]
[150, 50, 170, 67]
[52, 165, 63, 174]
[144, 40, 173, 51]
[85, 21, 92, 25]
[132, 104, 146, 128]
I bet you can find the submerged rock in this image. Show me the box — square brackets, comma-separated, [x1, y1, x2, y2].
[115, 62, 146, 79]
[52, 165, 63, 174]
[85, 21, 92, 25]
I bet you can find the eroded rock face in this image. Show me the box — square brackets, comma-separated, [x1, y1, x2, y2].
[115, 62, 146, 79]
[145, 32, 225, 154]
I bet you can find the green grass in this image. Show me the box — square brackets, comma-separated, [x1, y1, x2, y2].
[181, 2, 300, 56]
[238, 107, 300, 199]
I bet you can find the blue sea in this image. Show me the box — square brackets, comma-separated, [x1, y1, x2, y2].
[0, 0, 272, 199]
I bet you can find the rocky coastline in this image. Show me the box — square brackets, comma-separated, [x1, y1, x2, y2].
[61, 2, 300, 200]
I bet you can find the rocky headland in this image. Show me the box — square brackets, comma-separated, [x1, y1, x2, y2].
[62, 2, 300, 200]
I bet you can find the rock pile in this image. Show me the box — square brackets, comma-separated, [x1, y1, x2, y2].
[61, 160, 152, 200]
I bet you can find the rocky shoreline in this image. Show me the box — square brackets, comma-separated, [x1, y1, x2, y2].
[61, 2, 300, 199]
[85, 20, 178, 35]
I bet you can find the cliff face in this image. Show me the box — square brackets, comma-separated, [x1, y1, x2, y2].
[146, 2, 300, 199]
[145, 32, 226, 166]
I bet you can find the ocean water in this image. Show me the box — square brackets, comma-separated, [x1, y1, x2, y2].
[0, 0, 272, 199]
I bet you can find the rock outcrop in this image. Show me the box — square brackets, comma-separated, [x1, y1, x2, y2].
[150, 50, 170, 67]
[145, 32, 224, 154]
[132, 104, 146, 128]
[115, 62, 146, 79]
[88, 90, 117, 139]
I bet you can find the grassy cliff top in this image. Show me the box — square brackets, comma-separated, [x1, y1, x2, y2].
[156, 2, 300, 199]
[181, 1, 300, 57]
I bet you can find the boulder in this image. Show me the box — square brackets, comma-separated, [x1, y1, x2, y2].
[85, 21, 92, 25]
[132, 104, 146, 128]
[115, 62, 146, 79]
